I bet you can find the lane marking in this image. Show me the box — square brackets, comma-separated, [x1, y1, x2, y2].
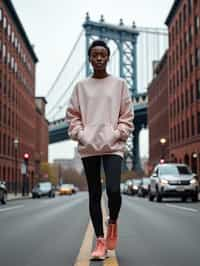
[102, 196, 119, 266]
[73, 220, 94, 266]
[0, 205, 24, 212]
[165, 204, 198, 213]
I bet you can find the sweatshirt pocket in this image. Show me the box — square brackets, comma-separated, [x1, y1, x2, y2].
[78, 124, 120, 152]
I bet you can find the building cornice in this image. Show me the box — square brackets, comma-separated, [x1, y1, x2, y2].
[3, 0, 38, 63]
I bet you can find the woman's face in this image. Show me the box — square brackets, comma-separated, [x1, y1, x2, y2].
[89, 46, 109, 71]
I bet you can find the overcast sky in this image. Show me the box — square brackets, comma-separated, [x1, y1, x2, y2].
[13, 0, 174, 162]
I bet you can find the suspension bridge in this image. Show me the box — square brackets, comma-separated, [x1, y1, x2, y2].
[47, 14, 168, 170]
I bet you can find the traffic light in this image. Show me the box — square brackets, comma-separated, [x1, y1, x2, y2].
[23, 153, 30, 165]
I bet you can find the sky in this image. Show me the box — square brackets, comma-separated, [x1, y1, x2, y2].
[13, 0, 174, 162]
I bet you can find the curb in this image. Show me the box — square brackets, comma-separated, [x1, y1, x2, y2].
[7, 194, 32, 201]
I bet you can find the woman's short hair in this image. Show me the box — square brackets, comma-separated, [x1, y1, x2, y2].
[88, 40, 110, 57]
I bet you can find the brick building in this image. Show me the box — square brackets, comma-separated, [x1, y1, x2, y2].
[165, 0, 200, 176]
[0, 0, 48, 192]
[148, 51, 169, 167]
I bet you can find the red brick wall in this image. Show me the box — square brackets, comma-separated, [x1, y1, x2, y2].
[167, 0, 200, 175]
[148, 52, 169, 167]
[0, 1, 48, 191]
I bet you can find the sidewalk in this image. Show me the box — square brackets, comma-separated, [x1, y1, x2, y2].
[8, 193, 32, 201]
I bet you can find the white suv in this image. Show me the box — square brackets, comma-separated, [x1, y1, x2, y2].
[148, 163, 199, 202]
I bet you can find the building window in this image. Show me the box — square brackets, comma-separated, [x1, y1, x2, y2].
[191, 84, 194, 103]
[7, 24, 11, 37]
[195, 48, 200, 67]
[196, 79, 200, 99]
[181, 93, 184, 110]
[186, 118, 190, 138]
[3, 16, 7, 29]
[2, 44, 6, 58]
[183, 4, 187, 22]
[0, 9, 2, 22]
[195, 16, 200, 34]
[191, 115, 195, 136]
[11, 57, 14, 70]
[190, 53, 194, 72]
[179, 12, 182, 30]
[7, 52, 10, 65]
[182, 121, 185, 139]
[189, 26, 193, 43]
[11, 32, 14, 43]
[188, 0, 192, 14]
[178, 123, 180, 141]
[197, 112, 200, 134]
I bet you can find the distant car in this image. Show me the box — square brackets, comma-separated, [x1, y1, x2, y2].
[148, 163, 199, 202]
[32, 182, 55, 198]
[59, 184, 74, 195]
[0, 181, 7, 204]
[124, 179, 134, 195]
[138, 177, 150, 197]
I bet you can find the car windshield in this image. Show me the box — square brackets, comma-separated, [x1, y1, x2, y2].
[142, 178, 150, 184]
[61, 184, 73, 188]
[159, 165, 192, 175]
[133, 179, 142, 184]
[40, 183, 51, 189]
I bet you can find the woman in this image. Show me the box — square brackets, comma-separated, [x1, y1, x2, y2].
[66, 40, 134, 260]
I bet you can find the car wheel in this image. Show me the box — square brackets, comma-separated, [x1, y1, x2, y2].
[148, 191, 154, 201]
[192, 193, 198, 202]
[1, 191, 7, 204]
[181, 196, 187, 202]
[156, 191, 162, 202]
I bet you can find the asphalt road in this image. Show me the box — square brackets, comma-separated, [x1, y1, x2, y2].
[0, 192, 200, 266]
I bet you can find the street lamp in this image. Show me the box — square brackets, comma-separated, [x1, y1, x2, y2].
[159, 138, 167, 163]
[13, 138, 19, 195]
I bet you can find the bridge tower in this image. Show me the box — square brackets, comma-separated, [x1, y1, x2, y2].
[83, 13, 142, 171]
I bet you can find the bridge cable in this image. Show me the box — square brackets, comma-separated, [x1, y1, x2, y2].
[45, 29, 84, 99]
[47, 61, 86, 119]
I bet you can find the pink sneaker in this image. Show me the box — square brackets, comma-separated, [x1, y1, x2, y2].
[91, 237, 107, 260]
[106, 222, 118, 250]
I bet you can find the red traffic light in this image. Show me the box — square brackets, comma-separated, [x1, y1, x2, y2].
[24, 153, 29, 159]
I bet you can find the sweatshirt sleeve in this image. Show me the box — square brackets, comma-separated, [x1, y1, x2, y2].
[66, 84, 83, 141]
[117, 80, 134, 141]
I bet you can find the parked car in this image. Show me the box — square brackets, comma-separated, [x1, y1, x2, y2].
[148, 163, 199, 202]
[32, 182, 55, 198]
[0, 180, 7, 204]
[124, 179, 134, 195]
[138, 177, 150, 197]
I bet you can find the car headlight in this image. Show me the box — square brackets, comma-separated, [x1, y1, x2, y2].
[160, 179, 168, 185]
[133, 185, 138, 190]
[190, 178, 197, 185]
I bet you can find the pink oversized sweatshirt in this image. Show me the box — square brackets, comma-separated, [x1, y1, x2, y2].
[66, 75, 134, 158]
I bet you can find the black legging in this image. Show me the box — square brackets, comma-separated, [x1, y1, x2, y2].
[82, 154, 122, 237]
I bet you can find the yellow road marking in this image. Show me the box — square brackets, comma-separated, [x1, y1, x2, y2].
[73, 193, 119, 265]
[73, 219, 94, 266]
[102, 196, 119, 266]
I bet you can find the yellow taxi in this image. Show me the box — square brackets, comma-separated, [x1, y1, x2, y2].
[59, 184, 73, 195]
